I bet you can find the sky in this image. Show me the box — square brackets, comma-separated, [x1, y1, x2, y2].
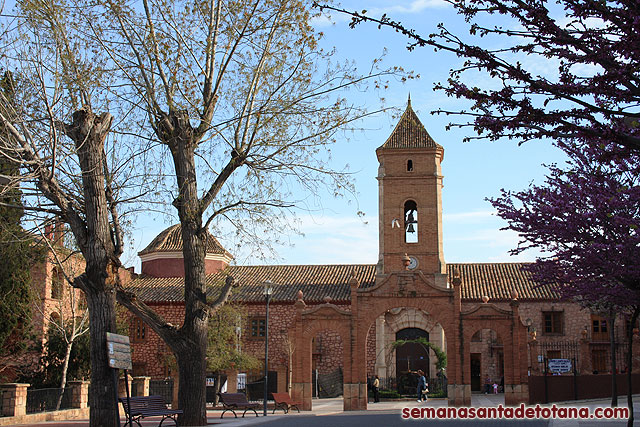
[124, 0, 568, 270]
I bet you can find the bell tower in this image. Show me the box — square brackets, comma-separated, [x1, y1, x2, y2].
[376, 98, 446, 281]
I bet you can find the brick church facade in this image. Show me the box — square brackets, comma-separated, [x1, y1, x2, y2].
[124, 100, 640, 409]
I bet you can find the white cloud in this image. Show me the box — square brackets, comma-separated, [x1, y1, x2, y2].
[370, 0, 448, 14]
[311, 0, 448, 28]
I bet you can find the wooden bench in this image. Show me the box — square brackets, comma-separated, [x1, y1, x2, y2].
[217, 392, 259, 418]
[119, 395, 182, 427]
[271, 392, 301, 414]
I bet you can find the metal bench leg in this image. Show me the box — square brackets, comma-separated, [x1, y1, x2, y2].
[220, 408, 238, 418]
[242, 407, 258, 417]
[158, 414, 178, 427]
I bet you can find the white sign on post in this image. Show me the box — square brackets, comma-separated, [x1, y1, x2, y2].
[106, 332, 132, 370]
[548, 358, 572, 373]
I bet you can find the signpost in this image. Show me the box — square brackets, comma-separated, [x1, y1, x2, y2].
[107, 333, 132, 427]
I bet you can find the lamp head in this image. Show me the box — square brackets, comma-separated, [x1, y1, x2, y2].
[263, 280, 274, 296]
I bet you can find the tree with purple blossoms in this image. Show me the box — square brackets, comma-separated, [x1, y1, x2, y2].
[489, 143, 640, 424]
[314, 0, 640, 155]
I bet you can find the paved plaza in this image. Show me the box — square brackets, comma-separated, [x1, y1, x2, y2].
[8, 394, 640, 427]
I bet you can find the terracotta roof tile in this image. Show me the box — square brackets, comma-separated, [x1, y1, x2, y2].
[448, 263, 559, 300]
[127, 264, 376, 303]
[126, 263, 559, 303]
[377, 100, 441, 150]
[138, 224, 232, 257]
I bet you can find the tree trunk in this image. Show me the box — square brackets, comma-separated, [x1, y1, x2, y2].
[56, 338, 74, 410]
[63, 107, 120, 427]
[609, 315, 617, 407]
[627, 308, 639, 427]
[86, 287, 119, 427]
[176, 342, 207, 425]
[213, 372, 222, 406]
[166, 113, 209, 426]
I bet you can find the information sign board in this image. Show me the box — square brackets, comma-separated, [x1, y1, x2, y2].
[548, 358, 572, 373]
[106, 332, 132, 370]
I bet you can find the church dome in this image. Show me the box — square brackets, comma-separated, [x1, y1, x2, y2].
[139, 224, 231, 256]
[139, 224, 233, 278]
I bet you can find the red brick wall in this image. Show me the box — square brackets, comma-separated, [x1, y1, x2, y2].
[127, 301, 355, 380]
[141, 258, 228, 277]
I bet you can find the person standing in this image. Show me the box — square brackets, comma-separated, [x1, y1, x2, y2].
[372, 375, 380, 403]
[484, 375, 492, 394]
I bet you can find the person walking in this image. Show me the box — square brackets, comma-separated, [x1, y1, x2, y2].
[372, 375, 380, 403]
[484, 375, 492, 394]
[416, 370, 427, 402]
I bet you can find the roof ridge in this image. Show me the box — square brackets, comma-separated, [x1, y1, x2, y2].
[377, 100, 441, 150]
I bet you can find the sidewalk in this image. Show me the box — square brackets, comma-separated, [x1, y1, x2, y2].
[8, 394, 640, 426]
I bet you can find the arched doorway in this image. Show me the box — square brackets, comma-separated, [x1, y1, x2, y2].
[395, 328, 429, 395]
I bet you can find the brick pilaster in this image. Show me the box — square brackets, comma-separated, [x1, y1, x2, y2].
[68, 380, 89, 408]
[132, 376, 150, 397]
[0, 383, 29, 416]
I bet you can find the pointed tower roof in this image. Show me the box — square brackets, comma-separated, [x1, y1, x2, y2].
[139, 224, 232, 258]
[377, 98, 441, 150]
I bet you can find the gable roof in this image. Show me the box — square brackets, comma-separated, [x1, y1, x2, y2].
[377, 99, 441, 151]
[126, 262, 559, 303]
[139, 224, 232, 258]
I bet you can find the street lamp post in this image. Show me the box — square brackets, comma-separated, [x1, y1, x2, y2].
[263, 280, 273, 417]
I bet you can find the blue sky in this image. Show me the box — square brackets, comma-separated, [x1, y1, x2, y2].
[124, 0, 568, 270]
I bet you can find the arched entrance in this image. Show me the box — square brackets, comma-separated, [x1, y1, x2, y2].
[291, 269, 529, 410]
[395, 328, 429, 376]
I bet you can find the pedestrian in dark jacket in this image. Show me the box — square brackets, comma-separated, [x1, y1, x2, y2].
[416, 370, 427, 402]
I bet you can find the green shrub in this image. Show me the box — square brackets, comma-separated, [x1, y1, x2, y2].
[379, 389, 402, 399]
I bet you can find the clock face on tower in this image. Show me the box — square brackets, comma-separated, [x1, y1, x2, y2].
[408, 256, 418, 270]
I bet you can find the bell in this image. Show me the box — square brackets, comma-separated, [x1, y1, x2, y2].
[407, 223, 415, 233]
[407, 212, 415, 223]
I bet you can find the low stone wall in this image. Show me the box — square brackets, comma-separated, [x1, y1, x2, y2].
[0, 407, 90, 426]
[0, 377, 149, 425]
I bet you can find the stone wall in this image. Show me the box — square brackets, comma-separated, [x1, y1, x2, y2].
[127, 301, 352, 380]
[366, 322, 376, 377]
[127, 302, 185, 378]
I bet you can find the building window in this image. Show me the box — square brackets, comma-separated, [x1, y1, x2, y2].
[407, 159, 414, 172]
[404, 200, 418, 243]
[131, 317, 146, 343]
[250, 317, 266, 338]
[51, 267, 63, 299]
[591, 315, 608, 341]
[547, 350, 561, 360]
[542, 311, 563, 334]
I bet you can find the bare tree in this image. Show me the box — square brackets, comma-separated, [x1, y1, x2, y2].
[0, 2, 154, 425]
[91, 0, 405, 424]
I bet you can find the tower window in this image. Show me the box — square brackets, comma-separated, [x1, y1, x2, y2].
[407, 159, 413, 172]
[404, 200, 418, 243]
[51, 267, 63, 299]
